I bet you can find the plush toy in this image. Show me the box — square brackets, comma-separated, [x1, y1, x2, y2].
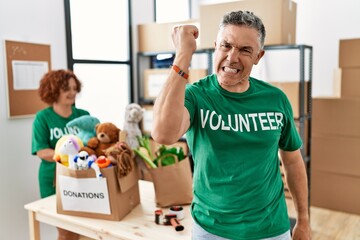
[54, 134, 84, 169]
[81, 122, 120, 157]
[73, 151, 93, 170]
[104, 142, 135, 177]
[66, 115, 100, 146]
[123, 103, 145, 149]
[73, 151, 102, 178]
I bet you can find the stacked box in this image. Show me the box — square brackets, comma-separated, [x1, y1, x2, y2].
[138, 19, 199, 52]
[339, 38, 360, 98]
[199, 0, 297, 48]
[311, 38, 360, 215]
[339, 38, 360, 68]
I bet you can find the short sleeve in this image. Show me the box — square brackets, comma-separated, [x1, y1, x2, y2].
[31, 112, 51, 155]
[278, 94, 302, 151]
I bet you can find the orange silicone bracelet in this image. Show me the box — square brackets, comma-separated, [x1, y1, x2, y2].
[172, 64, 189, 80]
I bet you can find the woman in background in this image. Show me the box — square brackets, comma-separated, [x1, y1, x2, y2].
[32, 69, 89, 240]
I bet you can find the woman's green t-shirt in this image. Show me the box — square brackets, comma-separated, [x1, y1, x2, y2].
[31, 106, 89, 198]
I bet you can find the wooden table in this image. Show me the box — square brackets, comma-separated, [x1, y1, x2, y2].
[24, 180, 192, 240]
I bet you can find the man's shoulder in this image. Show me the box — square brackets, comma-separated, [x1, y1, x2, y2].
[189, 74, 215, 88]
[251, 78, 287, 95]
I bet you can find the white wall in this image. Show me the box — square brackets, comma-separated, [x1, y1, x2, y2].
[0, 0, 359, 239]
[0, 0, 67, 239]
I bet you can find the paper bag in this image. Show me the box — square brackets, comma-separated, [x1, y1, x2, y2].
[149, 155, 193, 207]
[56, 162, 140, 221]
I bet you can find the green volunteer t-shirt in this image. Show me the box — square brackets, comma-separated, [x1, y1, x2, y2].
[185, 75, 302, 240]
[31, 106, 89, 198]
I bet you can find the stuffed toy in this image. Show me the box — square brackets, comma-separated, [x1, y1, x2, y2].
[54, 134, 84, 169]
[104, 142, 135, 177]
[73, 151, 93, 170]
[123, 103, 145, 149]
[73, 151, 102, 178]
[66, 115, 100, 146]
[81, 122, 120, 157]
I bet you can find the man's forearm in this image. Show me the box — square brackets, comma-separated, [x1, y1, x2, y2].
[151, 68, 188, 144]
[284, 158, 309, 221]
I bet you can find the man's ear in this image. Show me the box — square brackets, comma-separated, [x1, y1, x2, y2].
[254, 50, 265, 65]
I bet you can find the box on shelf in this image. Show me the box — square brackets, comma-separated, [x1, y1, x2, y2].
[138, 19, 199, 52]
[311, 135, 360, 177]
[339, 38, 360, 68]
[311, 170, 360, 215]
[56, 162, 140, 221]
[269, 81, 309, 119]
[312, 98, 360, 137]
[340, 68, 360, 98]
[199, 0, 296, 49]
[144, 68, 208, 99]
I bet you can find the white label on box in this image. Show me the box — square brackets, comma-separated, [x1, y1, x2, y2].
[148, 74, 167, 98]
[59, 176, 111, 215]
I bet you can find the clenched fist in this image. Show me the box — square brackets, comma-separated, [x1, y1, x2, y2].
[172, 25, 199, 61]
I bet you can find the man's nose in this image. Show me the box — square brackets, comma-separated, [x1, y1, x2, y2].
[227, 47, 239, 61]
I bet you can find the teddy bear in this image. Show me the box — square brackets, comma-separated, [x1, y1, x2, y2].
[123, 103, 145, 149]
[81, 122, 120, 157]
[66, 115, 100, 146]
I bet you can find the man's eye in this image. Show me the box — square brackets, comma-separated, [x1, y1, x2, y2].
[240, 49, 253, 55]
[221, 43, 231, 49]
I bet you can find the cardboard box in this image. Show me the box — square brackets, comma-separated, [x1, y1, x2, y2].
[199, 0, 296, 48]
[144, 68, 208, 99]
[340, 68, 360, 98]
[138, 19, 199, 52]
[312, 98, 360, 137]
[56, 163, 140, 220]
[339, 38, 360, 68]
[312, 135, 360, 177]
[269, 81, 309, 119]
[311, 170, 360, 215]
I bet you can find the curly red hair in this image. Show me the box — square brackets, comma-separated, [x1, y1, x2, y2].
[38, 69, 82, 105]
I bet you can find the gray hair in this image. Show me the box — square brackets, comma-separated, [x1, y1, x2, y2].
[220, 11, 266, 49]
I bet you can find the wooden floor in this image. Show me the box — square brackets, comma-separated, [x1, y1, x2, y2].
[286, 199, 360, 240]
